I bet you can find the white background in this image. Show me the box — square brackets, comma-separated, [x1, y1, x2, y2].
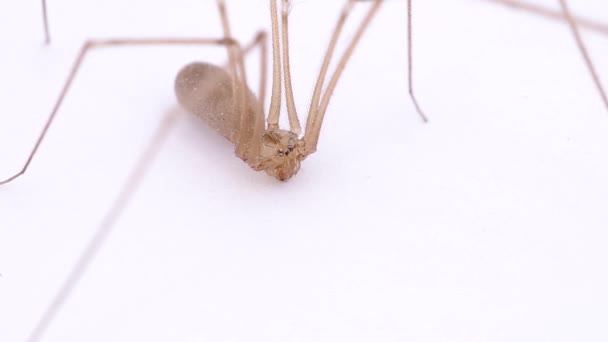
[1, 0, 607, 341]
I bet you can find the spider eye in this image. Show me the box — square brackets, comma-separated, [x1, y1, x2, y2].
[278, 149, 285, 156]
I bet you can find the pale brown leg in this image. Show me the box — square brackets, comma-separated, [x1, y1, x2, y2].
[305, 0, 356, 138]
[219, 28, 270, 161]
[280, 0, 302, 134]
[42, 0, 50, 44]
[407, 0, 429, 122]
[487, 0, 608, 36]
[303, 0, 383, 155]
[254, 31, 269, 116]
[216, 0, 239, 98]
[267, 0, 282, 129]
[0, 37, 245, 186]
[242, 31, 269, 161]
[213, 1, 257, 157]
[223, 31, 269, 118]
[558, 0, 608, 112]
[232, 42, 259, 159]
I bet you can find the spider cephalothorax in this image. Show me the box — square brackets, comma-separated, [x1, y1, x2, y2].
[256, 129, 305, 181]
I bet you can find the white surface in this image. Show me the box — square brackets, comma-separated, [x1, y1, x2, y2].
[1, 0, 607, 341]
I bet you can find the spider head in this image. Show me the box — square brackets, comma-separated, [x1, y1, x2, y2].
[258, 129, 304, 181]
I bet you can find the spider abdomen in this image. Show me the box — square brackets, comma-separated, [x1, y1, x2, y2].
[175, 62, 258, 144]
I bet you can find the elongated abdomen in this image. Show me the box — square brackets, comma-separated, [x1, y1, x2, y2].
[175, 62, 245, 144]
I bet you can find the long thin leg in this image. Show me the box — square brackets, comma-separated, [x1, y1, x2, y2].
[280, 0, 302, 134]
[25, 110, 179, 342]
[244, 31, 269, 161]
[42, 0, 50, 44]
[303, 0, 383, 155]
[216, 0, 239, 98]
[255, 32, 269, 116]
[203, 18, 269, 160]
[267, 0, 282, 129]
[558, 0, 608, 111]
[223, 31, 269, 120]
[221, 31, 269, 160]
[407, 0, 429, 122]
[0, 37, 244, 186]
[487, 0, 608, 36]
[305, 0, 355, 137]
[212, 2, 254, 157]
[232, 42, 259, 159]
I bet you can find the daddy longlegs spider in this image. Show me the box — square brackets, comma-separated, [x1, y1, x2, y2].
[9, 0, 423, 186]
[6, 0, 606, 187]
[3, 1, 607, 341]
